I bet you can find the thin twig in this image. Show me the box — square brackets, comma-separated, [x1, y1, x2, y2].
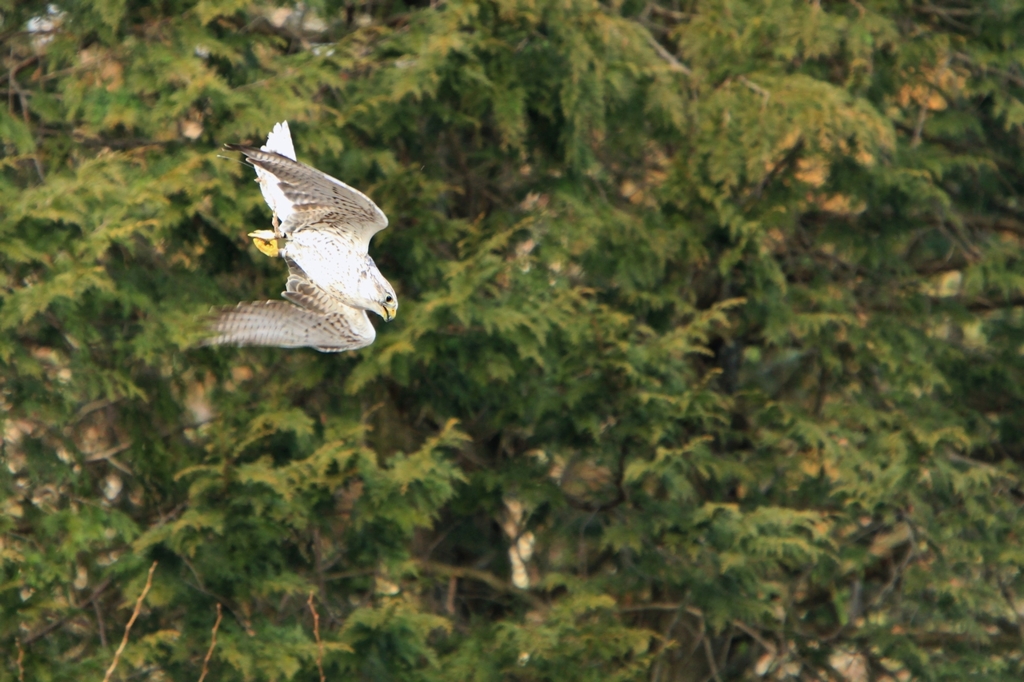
[915, 4, 974, 31]
[84, 441, 134, 464]
[0, 56, 39, 87]
[311, 528, 331, 624]
[680, 626, 706, 672]
[197, 604, 222, 682]
[0, 28, 27, 44]
[6, 73, 44, 181]
[621, 602, 684, 612]
[622, 602, 780, 677]
[702, 634, 723, 682]
[739, 76, 771, 109]
[180, 557, 254, 636]
[952, 52, 1024, 88]
[22, 578, 112, 645]
[745, 137, 804, 203]
[997, 578, 1024, 640]
[323, 568, 375, 582]
[686, 607, 720, 682]
[730, 619, 776, 654]
[445, 576, 458, 614]
[642, 28, 692, 75]
[946, 451, 1019, 483]
[307, 593, 325, 682]
[915, 5, 982, 17]
[647, 4, 691, 21]
[651, 606, 684, 682]
[716, 626, 734, 676]
[73, 398, 118, 424]
[911, 106, 928, 147]
[102, 561, 157, 682]
[15, 639, 24, 682]
[415, 559, 546, 609]
[93, 598, 108, 648]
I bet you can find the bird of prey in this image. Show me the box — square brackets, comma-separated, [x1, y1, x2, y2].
[204, 122, 397, 352]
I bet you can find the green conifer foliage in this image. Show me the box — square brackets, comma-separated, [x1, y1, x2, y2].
[3, 0, 1024, 680]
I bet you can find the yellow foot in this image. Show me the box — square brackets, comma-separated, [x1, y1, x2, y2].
[248, 230, 283, 258]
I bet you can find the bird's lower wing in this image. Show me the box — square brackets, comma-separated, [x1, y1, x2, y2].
[202, 300, 375, 352]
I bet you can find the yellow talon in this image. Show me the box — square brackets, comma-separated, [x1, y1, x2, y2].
[248, 230, 282, 257]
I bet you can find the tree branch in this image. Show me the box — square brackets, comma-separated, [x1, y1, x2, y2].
[415, 559, 545, 609]
[307, 594, 325, 682]
[15, 639, 24, 682]
[22, 578, 113, 645]
[641, 28, 692, 75]
[197, 604, 222, 682]
[102, 561, 157, 682]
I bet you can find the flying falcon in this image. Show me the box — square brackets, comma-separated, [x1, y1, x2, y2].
[204, 122, 397, 352]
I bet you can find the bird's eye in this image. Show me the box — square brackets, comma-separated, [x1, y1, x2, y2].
[385, 295, 394, 303]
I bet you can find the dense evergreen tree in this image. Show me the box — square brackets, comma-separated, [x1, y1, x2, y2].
[3, 1, 1024, 680]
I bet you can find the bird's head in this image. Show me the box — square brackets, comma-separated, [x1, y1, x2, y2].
[378, 285, 398, 322]
[358, 266, 398, 322]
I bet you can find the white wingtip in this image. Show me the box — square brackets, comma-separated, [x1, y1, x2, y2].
[262, 121, 296, 161]
[256, 121, 297, 223]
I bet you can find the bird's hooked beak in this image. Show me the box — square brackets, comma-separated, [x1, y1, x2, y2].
[381, 301, 398, 322]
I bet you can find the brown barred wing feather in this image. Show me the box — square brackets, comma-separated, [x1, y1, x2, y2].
[203, 300, 375, 353]
[223, 144, 388, 254]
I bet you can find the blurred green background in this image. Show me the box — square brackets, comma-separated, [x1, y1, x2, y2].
[3, 1, 1024, 680]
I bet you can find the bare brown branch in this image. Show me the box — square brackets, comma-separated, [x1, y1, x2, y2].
[22, 578, 112, 646]
[647, 4, 691, 22]
[739, 76, 771, 109]
[641, 28, 692, 75]
[952, 51, 1024, 88]
[197, 603, 222, 682]
[0, 56, 39, 86]
[445, 575, 458, 614]
[93, 599, 108, 648]
[307, 593, 325, 682]
[102, 561, 157, 682]
[15, 639, 24, 682]
[415, 559, 546, 609]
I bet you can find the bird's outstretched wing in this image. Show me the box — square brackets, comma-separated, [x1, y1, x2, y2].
[225, 139, 388, 255]
[203, 301, 375, 353]
[203, 262, 376, 352]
